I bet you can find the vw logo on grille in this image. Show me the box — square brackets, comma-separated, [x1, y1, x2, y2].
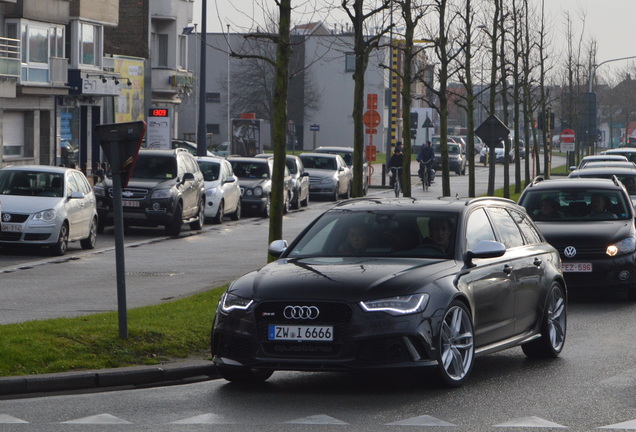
[283, 305, 320, 320]
[564, 246, 577, 258]
[2, 213, 11, 222]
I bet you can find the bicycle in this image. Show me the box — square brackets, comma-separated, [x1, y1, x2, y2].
[419, 160, 432, 191]
[390, 166, 402, 197]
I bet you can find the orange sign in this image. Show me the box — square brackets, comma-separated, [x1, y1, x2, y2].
[363, 110, 381, 129]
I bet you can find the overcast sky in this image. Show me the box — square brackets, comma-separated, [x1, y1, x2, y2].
[193, 0, 636, 80]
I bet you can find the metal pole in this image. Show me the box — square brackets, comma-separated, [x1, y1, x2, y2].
[197, 0, 207, 156]
[110, 143, 128, 340]
[194, 23, 198, 144]
[227, 24, 231, 155]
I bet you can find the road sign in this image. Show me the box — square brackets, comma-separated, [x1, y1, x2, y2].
[475, 115, 510, 144]
[561, 128, 575, 143]
[363, 110, 381, 129]
[310, 124, 319, 131]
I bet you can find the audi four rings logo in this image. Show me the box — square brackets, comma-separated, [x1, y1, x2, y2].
[564, 246, 577, 258]
[2, 213, 11, 222]
[284, 305, 320, 320]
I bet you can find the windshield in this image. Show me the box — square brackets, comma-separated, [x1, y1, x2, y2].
[521, 188, 632, 221]
[130, 156, 177, 180]
[230, 161, 269, 179]
[198, 161, 220, 181]
[0, 170, 64, 197]
[300, 155, 337, 170]
[286, 210, 457, 259]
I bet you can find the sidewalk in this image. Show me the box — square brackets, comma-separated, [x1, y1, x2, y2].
[0, 358, 218, 397]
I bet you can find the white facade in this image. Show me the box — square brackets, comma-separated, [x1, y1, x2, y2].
[178, 29, 391, 154]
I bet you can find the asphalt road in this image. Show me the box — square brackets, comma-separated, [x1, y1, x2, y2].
[0, 156, 564, 324]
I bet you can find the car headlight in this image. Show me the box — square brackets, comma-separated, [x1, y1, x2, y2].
[151, 189, 172, 199]
[33, 209, 56, 221]
[359, 294, 429, 316]
[205, 187, 219, 197]
[321, 177, 336, 184]
[220, 292, 253, 312]
[607, 237, 636, 256]
[253, 186, 263, 197]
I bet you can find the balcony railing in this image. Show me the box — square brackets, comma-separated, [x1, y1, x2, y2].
[0, 37, 20, 78]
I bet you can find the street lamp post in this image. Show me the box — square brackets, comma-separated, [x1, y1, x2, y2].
[227, 24, 231, 155]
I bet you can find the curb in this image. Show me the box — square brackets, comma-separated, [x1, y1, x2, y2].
[0, 360, 219, 397]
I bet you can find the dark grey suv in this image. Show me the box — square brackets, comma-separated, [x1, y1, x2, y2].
[94, 148, 205, 236]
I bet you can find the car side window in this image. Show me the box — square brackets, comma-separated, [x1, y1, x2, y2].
[466, 208, 496, 251]
[72, 172, 92, 195]
[487, 207, 525, 248]
[66, 173, 80, 195]
[509, 209, 543, 245]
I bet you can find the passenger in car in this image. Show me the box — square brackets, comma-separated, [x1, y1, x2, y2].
[587, 193, 617, 219]
[422, 217, 453, 255]
[339, 225, 370, 255]
[533, 198, 564, 219]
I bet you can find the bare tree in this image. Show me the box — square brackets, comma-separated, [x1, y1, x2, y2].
[342, 0, 391, 198]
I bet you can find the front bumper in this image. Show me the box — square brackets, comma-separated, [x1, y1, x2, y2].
[560, 252, 636, 292]
[211, 300, 439, 372]
[96, 198, 176, 227]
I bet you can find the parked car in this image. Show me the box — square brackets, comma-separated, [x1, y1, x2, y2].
[299, 152, 353, 201]
[568, 166, 636, 208]
[0, 165, 97, 256]
[432, 141, 467, 175]
[314, 146, 368, 195]
[576, 161, 636, 170]
[571, 154, 628, 170]
[211, 141, 230, 158]
[256, 154, 309, 209]
[196, 156, 241, 224]
[142, 138, 215, 157]
[211, 197, 567, 387]
[602, 148, 636, 163]
[228, 156, 292, 217]
[94, 148, 205, 236]
[518, 176, 636, 299]
[479, 140, 514, 164]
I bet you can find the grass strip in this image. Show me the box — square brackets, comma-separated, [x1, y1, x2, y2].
[0, 286, 226, 377]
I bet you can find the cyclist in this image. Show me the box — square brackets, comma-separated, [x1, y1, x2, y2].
[388, 143, 404, 189]
[416, 140, 434, 187]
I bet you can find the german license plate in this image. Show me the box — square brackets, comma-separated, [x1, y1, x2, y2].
[268, 324, 333, 341]
[122, 200, 140, 207]
[1, 223, 22, 232]
[562, 262, 592, 272]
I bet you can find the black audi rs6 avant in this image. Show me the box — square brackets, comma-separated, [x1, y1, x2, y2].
[211, 197, 567, 387]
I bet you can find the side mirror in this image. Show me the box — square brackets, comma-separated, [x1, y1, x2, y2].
[223, 175, 236, 184]
[68, 191, 85, 200]
[182, 172, 195, 182]
[465, 240, 506, 267]
[268, 239, 288, 258]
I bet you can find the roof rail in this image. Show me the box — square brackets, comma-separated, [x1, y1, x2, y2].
[529, 175, 545, 187]
[464, 196, 515, 206]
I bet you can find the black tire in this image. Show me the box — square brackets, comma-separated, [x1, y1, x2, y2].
[229, 200, 241, 221]
[50, 223, 69, 256]
[165, 203, 183, 236]
[212, 201, 224, 225]
[344, 182, 351, 199]
[332, 185, 339, 201]
[301, 191, 309, 207]
[80, 217, 97, 250]
[283, 192, 290, 214]
[217, 366, 273, 383]
[97, 216, 106, 234]
[291, 189, 300, 210]
[190, 201, 205, 230]
[522, 282, 567, 358]
[435, 301, 475, 387]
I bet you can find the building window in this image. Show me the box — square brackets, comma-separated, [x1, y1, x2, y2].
[157, 34, 168, 67]
[7, 19, 65, 83]
[206, 93, 221, 103]
[178, 35, 187, 69]
[80, 23, 99, 67]
[206, 124, 220, 135]
[2, 111, 25, 158]
[345, 52, 355, 72]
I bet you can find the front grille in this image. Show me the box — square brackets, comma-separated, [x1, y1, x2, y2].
[109, 187, 148, 199]
[255, 301, 353, 358]
[24, 233, 51, 241]
[557, 245, 607, 260]
[0, 232, 22, 241]
[1, 213, 29, 223]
